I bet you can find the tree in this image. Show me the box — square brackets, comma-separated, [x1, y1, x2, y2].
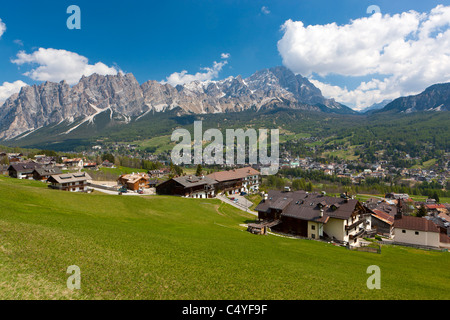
[416, 205, 427, 217]
[432, 191, 440, 204]
[102, 153, 115, 163]
[195, 164, 203, 176]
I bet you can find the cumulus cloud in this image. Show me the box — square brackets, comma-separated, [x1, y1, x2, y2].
[0, 18, 6, 38]
[278, 5, 450, 109]
[163, 55, 229, 86]
[0, 80, 28, 105]
[11, 48, 120, 85]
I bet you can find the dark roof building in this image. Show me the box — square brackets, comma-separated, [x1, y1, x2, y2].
[33, 167, 63, 180]
[8, 162, 42, 179]
[255, 190, 369, 245]
[156, 175, 217, 199]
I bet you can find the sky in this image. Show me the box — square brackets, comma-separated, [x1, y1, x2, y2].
[1, 0, 450, 110]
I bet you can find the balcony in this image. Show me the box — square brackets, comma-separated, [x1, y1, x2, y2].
[345, 219, 364, 231]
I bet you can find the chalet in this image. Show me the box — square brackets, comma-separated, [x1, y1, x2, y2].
[368, 203, 396, 237]
[148, 169, 165, 178]
[101, 160, 115, 168]
[117, 172, 150, 191]
[207, 167, 260, 194]
[63, 158, 84, 168]
[156, 175, 217, 198]
[385, 193, 410, 200]
[47, 172, 91, 192]
[32, 167, 63, 181]
[8, 162, 42, 179]
[83, 162, 97, 169]
[255, 190, 370, 246]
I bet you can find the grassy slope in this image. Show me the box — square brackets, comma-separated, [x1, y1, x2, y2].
[0, 176, 449, 300]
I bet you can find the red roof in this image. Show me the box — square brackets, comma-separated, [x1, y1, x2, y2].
[425, 204, 446, 209]
[372, 209, 394, 225]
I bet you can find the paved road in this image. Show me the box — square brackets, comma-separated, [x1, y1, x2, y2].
[216, 194, 258, 216]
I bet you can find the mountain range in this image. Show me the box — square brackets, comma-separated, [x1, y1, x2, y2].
[0, 66, 354, 141]
[0, 66, 449, 142]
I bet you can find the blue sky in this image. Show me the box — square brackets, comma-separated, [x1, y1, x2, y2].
[1, 0, 449, 109]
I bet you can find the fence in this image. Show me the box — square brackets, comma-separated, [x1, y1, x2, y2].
[350, 243, 381, 254]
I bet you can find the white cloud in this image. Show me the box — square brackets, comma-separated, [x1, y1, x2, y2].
[13, 39, 23, 46]
[11, 48, 120, 85]
[221, 52, 230, 59]
[0, 80, 28, 105]
[278, 5, 450, 109]
[163, 57, 229, 86]
[0, 18, 6, 38]
[261, 6, 270, 15]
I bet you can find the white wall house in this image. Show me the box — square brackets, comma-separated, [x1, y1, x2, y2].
[393, 215, 440, 248]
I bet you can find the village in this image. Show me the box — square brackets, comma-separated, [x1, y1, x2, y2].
[1, 150, 449, 252]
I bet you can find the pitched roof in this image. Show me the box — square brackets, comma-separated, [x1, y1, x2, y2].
[393, 215, 440, 233]
[118, 173, 149, 184]
[255, 190, 360, 222]
[173, 175, 217, 188]
[371, 209, 395, 225]
[8, 162, 42, 172]
[34, 167, 63, 176]
[48, 172, 91, 184]
[207, 167, 260, 182]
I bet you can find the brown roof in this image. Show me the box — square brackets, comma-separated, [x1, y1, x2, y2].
[393, 215, 440, 233]
[255, 190, 360, 222]
[118, 173, 149, 184]
[207, 167, 259, 182]
[371, 209, 394, 225]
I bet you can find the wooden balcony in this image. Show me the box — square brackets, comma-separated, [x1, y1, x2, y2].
[345, 219, 364, 231]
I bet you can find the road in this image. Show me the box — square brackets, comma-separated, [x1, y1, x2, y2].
[216, 194, 258, 216]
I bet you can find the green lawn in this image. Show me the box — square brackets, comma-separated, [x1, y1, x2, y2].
[0, 176, 449, 300]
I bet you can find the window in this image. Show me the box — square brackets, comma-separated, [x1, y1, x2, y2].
[415, 231, 419, 235]
[311, 234, 315, 239]
[402, 230, 406, 233]
[311, 225, 315, 230]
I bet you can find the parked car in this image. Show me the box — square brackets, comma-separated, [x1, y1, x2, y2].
[119, 187, 128, 193]
[240, 192, 247, 196]
[229, 197, 235, 200]
[138, 190, 144, 194]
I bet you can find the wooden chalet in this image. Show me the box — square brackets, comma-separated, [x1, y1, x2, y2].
[156, 175, 217, 198]
[366, 202, 397, 237]
[206, 167, 260, 194]
[254, 190, 370, 246]
[47, 172, 91, 192]
[32, 167, 63, 181]
[8, 162, 42, 179]
[117, 172, 150, 191]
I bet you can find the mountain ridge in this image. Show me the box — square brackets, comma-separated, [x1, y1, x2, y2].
[0, 66, 355, 140]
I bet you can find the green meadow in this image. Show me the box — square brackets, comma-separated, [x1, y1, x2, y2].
[0, 176, 449, 300]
